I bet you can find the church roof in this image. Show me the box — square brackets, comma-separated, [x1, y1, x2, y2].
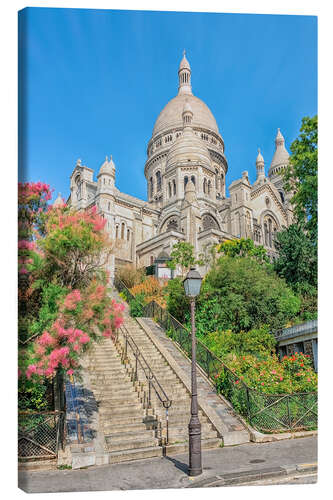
[152, 52, 219, 136]
[152, 94, 219, 136]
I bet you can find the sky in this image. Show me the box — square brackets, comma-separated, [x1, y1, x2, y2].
[18, 8, 317, 202]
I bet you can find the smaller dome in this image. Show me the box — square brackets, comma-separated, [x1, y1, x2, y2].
[166, 127, 211, 171]
[99, 155, 115, 176]
[179, 50, 191, 71]
[256, 148, 264, 165]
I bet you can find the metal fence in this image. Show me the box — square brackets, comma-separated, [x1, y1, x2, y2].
[113, 279, 317, 433]
[18, 411, 65, 461]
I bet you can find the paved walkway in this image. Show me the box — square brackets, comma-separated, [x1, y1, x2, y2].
[18, 436, 317, 492]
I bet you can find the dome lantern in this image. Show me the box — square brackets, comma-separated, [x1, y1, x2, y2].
[182, 99, 193, 127]
[178, 50, 192, 96]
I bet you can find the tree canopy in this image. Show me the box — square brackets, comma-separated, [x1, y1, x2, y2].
[284, 115, 318, 242]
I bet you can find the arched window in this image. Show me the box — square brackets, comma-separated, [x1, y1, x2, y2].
[215, 169, 219, 189]
[121, 222, 125, 239]
[173, 179, 176, 195]
[203, 178, 207, 194]
[115, 225, 119, 239]
[156, 171, 162, 191]
[149, 177, 153, 198]
[166, 218, 179, 231]
[264, 222, 268, 246]
[108, 202, 111, 211]
[279, 191, 285, 203]
[184, 176, 188, 190]
[150, 255, 154, 266]
[191, 175, 196, 185]
[208, 180, 211, 195]
[168, 182, 172, 197]
[268, 219, 272, 248]
[202, 214, 219, 231]
[75, 175, 82, 200]
[127, 229, 130, 241]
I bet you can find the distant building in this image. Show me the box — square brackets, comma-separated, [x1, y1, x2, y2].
[68, 52, 294, 278]
[275, 320, 318, 372]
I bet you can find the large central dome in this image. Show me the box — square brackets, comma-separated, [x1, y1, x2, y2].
[153, 94, 219, 136]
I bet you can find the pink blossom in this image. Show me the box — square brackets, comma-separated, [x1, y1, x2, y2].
[26, 364, 37, 379]
[67, 369, 74, 375]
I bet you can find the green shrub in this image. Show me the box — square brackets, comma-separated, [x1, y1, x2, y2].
[203, 327, 276, 359]
[195, 256, 300, 335]
[129, 293, 145, 317]
[165, 277, 189, 324]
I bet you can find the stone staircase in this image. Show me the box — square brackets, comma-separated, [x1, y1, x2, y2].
[88, 337, 162, 463]
[70, 294, 249, 467]
[115, 317, 221, 452]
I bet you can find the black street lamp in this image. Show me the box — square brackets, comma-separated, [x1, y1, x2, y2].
[183, 267, 203, 476]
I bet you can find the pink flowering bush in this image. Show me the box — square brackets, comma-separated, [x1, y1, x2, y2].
[18, 182, 124, 390]
[23, 279, 124, 381]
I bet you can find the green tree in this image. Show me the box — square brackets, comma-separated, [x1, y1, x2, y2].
[195, 256, 300, 335]
[274, 224, 317, 289]
[217, 238, 269, 264]
[284, 115, 318, 242]
[165, 277, 190, 324]
[167, 241, 197, 276]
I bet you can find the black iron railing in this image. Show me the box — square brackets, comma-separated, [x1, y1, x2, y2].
[115, 322, 172, 444]
[114, 278, 318, 433]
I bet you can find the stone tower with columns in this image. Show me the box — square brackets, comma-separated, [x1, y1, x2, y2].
[68, 52, 294, 277]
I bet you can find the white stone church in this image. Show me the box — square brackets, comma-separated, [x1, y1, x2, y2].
[66, 52, 294, 278]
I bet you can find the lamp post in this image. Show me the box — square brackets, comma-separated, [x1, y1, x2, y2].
[183, 267, 203, 476]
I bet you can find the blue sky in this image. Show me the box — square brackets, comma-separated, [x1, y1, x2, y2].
[18, 8, 317, 202]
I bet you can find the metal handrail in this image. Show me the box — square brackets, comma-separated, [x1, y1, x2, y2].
[116, 322, 172, 444]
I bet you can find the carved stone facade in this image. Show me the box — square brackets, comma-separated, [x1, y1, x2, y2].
[67, 52, 294, 278]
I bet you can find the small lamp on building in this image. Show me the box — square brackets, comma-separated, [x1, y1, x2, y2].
[183, 267, 203, 476]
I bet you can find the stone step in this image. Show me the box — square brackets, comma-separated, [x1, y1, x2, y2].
[105, 429, 155, 443]
[108, 445, 163, 464]
[106, 436, 159, 452]
[101, 413, 154, 427]
[102, 420, 157, 434]
[99, 407, 144, 418]
[164, 437, 221, 455]
[93, 388, 138, 398]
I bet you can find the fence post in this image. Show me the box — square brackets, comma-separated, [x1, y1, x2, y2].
[287, 395, 291, 429]
[246, 386, 251, 425]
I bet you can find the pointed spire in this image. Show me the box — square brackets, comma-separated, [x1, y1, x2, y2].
[53, 192, 64, 207]
[269, 128, 290, 178]
[98, 154, 116, 176]
[256, 148, 264, 166]
[255, 148, 265, 184]
[178, 50, 192, 96]
[275, 128, 284, 146]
